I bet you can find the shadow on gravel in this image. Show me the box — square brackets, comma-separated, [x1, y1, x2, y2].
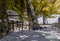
[0, 30, 51, 41]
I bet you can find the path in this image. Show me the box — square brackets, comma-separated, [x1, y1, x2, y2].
[0, 30, 60, 41]
[0, 30, 50, 41]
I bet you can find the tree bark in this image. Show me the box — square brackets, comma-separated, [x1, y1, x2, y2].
[43, 15, 46, 24]
[26, 0, 38, 29]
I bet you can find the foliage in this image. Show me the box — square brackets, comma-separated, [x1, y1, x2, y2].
[31, 0, 60, 24]
[31, 0, 57, 17]
[0, 0, 60, 28]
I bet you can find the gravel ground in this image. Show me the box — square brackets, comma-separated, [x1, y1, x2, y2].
[0, 30, 60, 41]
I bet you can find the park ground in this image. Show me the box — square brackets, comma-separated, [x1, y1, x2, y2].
[0, 29, 60, 41]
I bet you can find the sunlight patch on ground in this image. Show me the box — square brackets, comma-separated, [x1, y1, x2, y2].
[19, 35, 29, 40]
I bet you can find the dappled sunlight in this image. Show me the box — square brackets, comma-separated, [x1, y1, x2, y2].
[19, 34, 29, 40]
[32, 35, 39, 37]
[0, 30, 50, 41]
[35, 30, 60, 41]
[31, 40, 38, 41]
[0, 0, 60, 41]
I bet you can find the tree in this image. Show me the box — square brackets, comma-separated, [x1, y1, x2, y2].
[54, 0, 60, 14]
[26, 0, 38, 29]
[31, 0, 57, 24]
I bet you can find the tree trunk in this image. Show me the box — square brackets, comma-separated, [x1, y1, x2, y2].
[43, 15, 46, 24]
[20, 0, 38, 30]
[26, 0, 38, 29]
